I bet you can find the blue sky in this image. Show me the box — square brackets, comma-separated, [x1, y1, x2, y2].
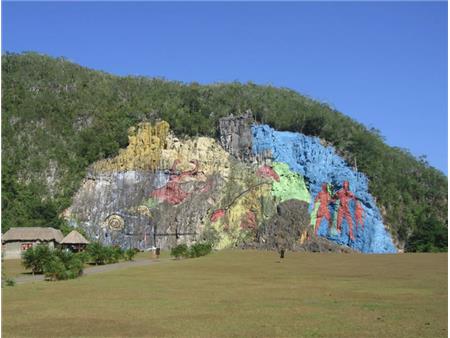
[2, 2, 448, 173]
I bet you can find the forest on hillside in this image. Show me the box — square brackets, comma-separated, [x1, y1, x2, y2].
[1, 52, 447, 252]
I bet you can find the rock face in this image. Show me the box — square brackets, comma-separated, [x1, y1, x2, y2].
[252, 124, 396, 253]
[93, 121, 170, 172]
[64, 115, 397, 253]
[218, 112, 255, 161]
[263, 199, 310, 250]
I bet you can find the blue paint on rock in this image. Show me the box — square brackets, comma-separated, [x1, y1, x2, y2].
[252, 124, 397, 253]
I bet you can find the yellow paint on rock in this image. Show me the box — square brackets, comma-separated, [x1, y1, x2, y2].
[93, 121, 170, 172]
[161, 134, 231, 177]
[214, 183, 272, 249]
[93, 121, 232, 177]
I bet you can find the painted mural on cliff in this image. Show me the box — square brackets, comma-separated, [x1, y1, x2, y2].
[64, 116, 397, 253]
[251, 124, 397, 253]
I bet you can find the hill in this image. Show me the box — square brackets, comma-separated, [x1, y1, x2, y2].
[1, 52, 447, 252]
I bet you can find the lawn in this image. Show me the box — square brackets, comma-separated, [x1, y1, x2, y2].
[1, 250, 168, 279]
[2, 259, 30, 278]
[2, 250, 447, 337]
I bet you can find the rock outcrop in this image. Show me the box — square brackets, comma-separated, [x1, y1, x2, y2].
[64, 115, 397, 253]
[93, 121, 170, 172]
[218, 112, 255, 161]
[251, 124, 396, 253]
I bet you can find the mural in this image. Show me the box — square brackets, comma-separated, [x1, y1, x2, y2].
[252, 124, 397, 253]
[64, 116, 397, 253]
[313, 184, 333, 236]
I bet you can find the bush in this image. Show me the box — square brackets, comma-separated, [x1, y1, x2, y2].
[65, 256, 83, 278]
[105, 246, 123, 264]
[86, 242, 109, 265]
[43, 256, 67, 281]
[22, 244, 55, 274]
[75, 251, 90, 264]
[43, 252, 83, 281]
[5, 278, 16, 287]
[124, 248, 138, 261]
[170, 244, 189, 259]
[86, 243, 130, 264]
[188, 243, 212, 258]
[171, 243, 213, 259]
[55, 249, 75, 266]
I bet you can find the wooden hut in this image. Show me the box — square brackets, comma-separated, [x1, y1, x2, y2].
[60, 230, 90, 252]
[2, 227, 64, 259]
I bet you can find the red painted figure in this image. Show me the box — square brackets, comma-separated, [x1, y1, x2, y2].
[152, 160, 200, 205]
[333, 181, 357, 240]
[256, 165, 280, 182]
[354, 201, 364, 231]
[314, 183, 332, 236]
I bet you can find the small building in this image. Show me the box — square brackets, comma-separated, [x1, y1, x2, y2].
[60, 230, 90, 252]
[2, 227, 64, 260]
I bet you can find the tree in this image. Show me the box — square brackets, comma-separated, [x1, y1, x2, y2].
[22, 244, 54, 275]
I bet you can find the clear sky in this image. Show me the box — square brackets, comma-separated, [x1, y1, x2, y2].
[2, 2, 448, 174]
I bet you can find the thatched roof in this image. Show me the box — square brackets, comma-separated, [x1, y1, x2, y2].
[60, 230, 90, 245]
[2, 227, 64, 243]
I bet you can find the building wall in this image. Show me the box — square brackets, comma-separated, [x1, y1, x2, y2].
[2, 240, 56, 260]
[3, 241, 24, 260]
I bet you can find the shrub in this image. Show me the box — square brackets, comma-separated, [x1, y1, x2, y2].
[65, 256, 83, 278]
[124, 248, 138, 261]
[171, 244, 189, 259]
[5, 278, 16, 287]
[75, 251, 90, 264]
[105, 246, 123, 264]
[22, 244, 55, 274]
[114, 246, 125, 261]
[188, 243, 212, 258]
[55, 249, 75, 266]
[43, 256, 67, 281]
[86, 243, 128, 264]
[86, 242, 109, 265]
[43, 253, 84, 281]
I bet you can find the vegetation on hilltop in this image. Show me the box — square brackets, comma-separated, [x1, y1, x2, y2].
[1, 52, 447, 251]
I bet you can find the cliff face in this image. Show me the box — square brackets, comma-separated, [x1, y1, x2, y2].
[65, 116, 397, 253]
[218, 112, 255, 161]
[252, 125, 396, 253]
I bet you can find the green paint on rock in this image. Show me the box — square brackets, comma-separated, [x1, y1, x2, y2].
[271, 162, 310, 203]
[310, 202, 320, 228]
[330, 205, 340, 236]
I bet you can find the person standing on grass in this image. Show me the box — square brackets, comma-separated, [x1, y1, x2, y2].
[279, 248, 285, 261]
[276, 232, 287, 263]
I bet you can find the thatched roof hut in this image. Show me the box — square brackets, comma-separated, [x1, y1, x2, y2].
[2, 227, 64, 243]
[2, 227, 64, 259]
[61, 230, 90, 245]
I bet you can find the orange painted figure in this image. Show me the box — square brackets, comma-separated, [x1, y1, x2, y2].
[314, 183, 332, 236]
[333, 181, 357, 240]
[354, 201, 364, 231]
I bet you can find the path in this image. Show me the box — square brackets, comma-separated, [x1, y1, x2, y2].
[13, 258, 165, 285]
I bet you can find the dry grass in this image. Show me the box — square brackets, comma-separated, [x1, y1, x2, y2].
[2, 250, 447, 337]
[1, 250, 167, 279]
[2, 259, 30, 278]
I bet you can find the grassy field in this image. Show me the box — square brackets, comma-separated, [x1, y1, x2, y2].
[1, 251, 169, 279]
[2, 250, 447, 337]
[2, 259, 30, 278]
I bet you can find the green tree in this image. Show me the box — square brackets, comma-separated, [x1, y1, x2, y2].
[21, 244, 55, 275]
